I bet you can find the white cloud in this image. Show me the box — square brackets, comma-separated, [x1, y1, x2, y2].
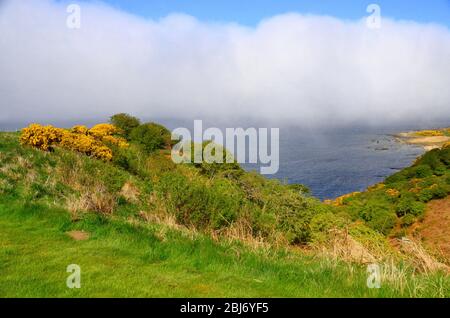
[1, 0, 449, 127]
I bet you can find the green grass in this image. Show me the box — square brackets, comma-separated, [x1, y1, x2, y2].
[0, 198, 448, 298]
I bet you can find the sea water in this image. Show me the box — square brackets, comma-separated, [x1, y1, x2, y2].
[261, 126, 424, 200]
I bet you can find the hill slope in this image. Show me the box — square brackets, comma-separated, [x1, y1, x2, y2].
[0, 124, 449, 297]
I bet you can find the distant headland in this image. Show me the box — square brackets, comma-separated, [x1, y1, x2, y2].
[394, 127, 450, 151]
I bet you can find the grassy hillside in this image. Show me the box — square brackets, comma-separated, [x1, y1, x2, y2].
[4, 198, 445, 298]
[1, 116, 449, 297]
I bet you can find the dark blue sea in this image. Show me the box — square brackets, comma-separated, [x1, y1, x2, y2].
[2, 119, 440, 200]
[263, 126, 424, 200]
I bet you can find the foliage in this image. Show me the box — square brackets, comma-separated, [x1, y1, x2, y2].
[155, 172, 241, 230]
[130, 122, 171, 154]
[401, 214, 417, 227]
[71, 125, 89, 135]
[20, 123, 129, 161]
[20, 124, 65, 151]
[396, 198, 425, 217]
[110, 113, 141, 138]
[358, 199, 397, 235]
[288, 183, 311, 195]
[59, 131, 113, 161]
[417, 183, 449, 202]
[191, 141, 243, 178]
[309, 212, 350, 242]
[89, 123, 121, 138]
[342, 144, 450, 235]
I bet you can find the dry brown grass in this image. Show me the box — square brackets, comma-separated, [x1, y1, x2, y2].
[139, 210, 182, 230]
[141, 193, 274, 250]
[212, 217, 273, 250]
[398, 237, 449, 274]
[139, 193, 187, 231]
[120, 181, 140, 203]
[415, 197, 450, 265]
[314, 229, 378, 264]
[52, 154, 118, 215]
[65, 184, 116, 216]
[138, 209, 200, 242]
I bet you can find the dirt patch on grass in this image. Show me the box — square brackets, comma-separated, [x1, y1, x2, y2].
[67, 230, 90, 241]
[416, 196, 450, 264]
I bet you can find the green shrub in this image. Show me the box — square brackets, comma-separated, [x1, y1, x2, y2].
[359, 200, 397, 235]
[395, 199, 425, 217]
[418, 188, 434, 202]
[413, 165, 433, 178]
[155, 172, 240, 230]
[416, 150, 441, 169]
[309, 212, 350, 242]
[186, 141, 243, 178]
[386, 165, 433, 182]
[385, 171, 407, 184]
[418, 183, 449, 202]
[273, 194, 324, 244]
[250, 206, 278, 239]
[439, 147, 450, 165]
[434, 164, 446, 176]
[110, 113, 140, 138]
[401, 214, 417, 227]
[433, 184, 449, 198]
[130, 123, 171, 154]
[288, 184, 311, 195]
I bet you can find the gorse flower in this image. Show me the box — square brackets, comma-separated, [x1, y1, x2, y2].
[89, 123, 121, 138]
[102, 135, 129, 148]
[71, 125, 89, 135]
[20, 124, 65, 151]
[20, 123, 128, 161]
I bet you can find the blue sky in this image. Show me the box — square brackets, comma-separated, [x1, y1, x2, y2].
[96, 0, 450, 27]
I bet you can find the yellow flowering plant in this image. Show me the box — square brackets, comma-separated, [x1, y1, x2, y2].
[20, 124, 65, 151]
[20, 123, 122, 161]
[88, 123, 121, 138]
[71, 125, 89, 135]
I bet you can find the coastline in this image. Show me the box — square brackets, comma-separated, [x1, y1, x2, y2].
[393, 128, 450, 151]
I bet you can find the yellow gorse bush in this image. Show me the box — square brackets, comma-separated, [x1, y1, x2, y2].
[102, 135, 129, 148]
[385, 188, 400, 197]
[71, 125, 89, 135]
[367, 183, 385, 191]
[20, 123, 129, 161]
[20, 124, 65, 151]
[414, 130, 444, 137]
[89, 124, 121, 138]
[59, 132, 113, 161]
[324, 191, 361, 206]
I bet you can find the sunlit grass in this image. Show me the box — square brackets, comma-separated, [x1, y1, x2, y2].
[0, 199, 448, 298]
